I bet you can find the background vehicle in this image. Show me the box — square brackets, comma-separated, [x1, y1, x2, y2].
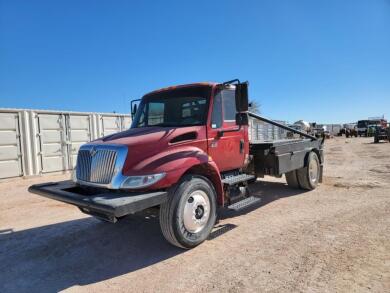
[374, 125, 390, 143]
[29, 80, 324, 249]
[357, 120, 369, 136]
[358, 117, 387, 136]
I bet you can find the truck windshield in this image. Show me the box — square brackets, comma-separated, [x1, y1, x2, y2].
[357, 120, 368, 128]
[132, 87, 210, 128]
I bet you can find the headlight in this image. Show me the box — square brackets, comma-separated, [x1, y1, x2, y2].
[120, 173, 166, 189]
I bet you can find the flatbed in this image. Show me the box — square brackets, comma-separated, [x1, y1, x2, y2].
[249, 138, 323, 179]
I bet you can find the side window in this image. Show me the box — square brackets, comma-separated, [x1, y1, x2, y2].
[148, 102, 164, 125]
[211, 92, 222, 128]
[222, 90, 236, 122]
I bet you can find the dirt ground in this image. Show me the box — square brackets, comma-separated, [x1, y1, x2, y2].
[0, 137, 389, 293]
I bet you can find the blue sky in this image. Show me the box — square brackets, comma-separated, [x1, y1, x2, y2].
[0, 0, 389, 123]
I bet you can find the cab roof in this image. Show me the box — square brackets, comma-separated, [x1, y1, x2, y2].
[144, 82, 219, 96]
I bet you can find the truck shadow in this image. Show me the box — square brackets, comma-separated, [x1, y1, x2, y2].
[0, 211, 183, 293]
[218, 180, 307, 220]
[0, 180, 305, 293]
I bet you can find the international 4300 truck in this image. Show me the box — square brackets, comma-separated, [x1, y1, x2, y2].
[29, 80, 324, 249]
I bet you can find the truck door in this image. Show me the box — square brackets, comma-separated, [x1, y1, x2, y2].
[207, 88, 247, 172]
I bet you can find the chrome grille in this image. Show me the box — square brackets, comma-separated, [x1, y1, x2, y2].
[76, 149, 118, 184]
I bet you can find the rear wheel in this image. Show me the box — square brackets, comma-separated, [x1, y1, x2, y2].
[285, 170, 300, 188]
[159, 174, 217, 249]
[297, 152, 320, 190]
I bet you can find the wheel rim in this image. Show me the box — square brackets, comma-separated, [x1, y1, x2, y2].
[309, 157, 319, 183]
[183, 190, 210, 233]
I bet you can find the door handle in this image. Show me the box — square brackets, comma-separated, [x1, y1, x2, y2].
[240, 139, 244, 153]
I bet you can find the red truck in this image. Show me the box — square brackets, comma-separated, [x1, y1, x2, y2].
[29, 80, 324, 249]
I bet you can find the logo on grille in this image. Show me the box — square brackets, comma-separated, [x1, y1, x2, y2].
[90, 147, 98, 157]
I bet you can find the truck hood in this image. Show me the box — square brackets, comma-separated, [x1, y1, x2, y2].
[90, 126, 208, 175]
[94, 126, 199, 146]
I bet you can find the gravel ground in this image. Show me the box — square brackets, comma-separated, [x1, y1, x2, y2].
[0, 137, 389, 292]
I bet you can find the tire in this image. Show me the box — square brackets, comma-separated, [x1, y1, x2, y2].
[297, 152, 320, 190]
[159, 174, 217, 249]
[285, 170, 300, 188]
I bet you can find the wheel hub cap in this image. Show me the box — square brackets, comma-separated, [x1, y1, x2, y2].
[195, 205, 204, 219]
[183, 190, 210, 233]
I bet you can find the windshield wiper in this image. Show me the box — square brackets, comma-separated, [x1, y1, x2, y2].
[147, 122, 177, 127]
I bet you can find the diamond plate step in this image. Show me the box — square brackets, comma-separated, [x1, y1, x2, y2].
[227, 196, 261, 211]
[221, 174, 255, 186]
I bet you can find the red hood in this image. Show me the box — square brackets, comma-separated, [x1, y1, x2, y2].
[95, 126, 179, 146]
[91, 126, 208, 175]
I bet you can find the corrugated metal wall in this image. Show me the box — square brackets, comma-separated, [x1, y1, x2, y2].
[0, 109, 131, 179]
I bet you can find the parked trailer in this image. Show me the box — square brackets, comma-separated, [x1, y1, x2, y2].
[30, 80, 324, 249]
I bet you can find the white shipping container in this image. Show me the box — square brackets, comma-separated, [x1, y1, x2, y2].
[0, 108, 131, 179]
[0, 111, 23, 178]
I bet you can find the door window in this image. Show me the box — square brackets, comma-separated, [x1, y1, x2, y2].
[211, 92, 222, 128]
[222, 90, 236, 122]
[211, 89, 236, 128]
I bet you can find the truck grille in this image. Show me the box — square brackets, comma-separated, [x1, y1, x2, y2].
[76, 149, 118, 184]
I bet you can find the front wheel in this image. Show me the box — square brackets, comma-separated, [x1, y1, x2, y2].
[159, 174, 217, 249]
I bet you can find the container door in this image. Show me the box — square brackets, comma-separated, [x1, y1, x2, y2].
[37, 113, 68, 173]
[101, 115, 121, 136]
[67, 114, 92, 168]
[0, 112, 23, 178]
[122, 116, 132, 130]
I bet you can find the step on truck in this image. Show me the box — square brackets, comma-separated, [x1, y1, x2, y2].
[29, 80, 324, 249]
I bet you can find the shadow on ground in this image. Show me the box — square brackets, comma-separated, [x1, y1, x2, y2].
[0, 180, 305, 292]
[219, 180, 307, 219]
[0, 211, 183, 293]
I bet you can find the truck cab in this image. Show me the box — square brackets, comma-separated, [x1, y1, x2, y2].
[30, 80, 324, 249]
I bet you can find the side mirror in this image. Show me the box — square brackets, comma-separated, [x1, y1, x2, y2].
[132, 104, 137, 116]
[235, 82, 249, 112]
[236, 112, 249, 126]
[130, 99, 141, 120]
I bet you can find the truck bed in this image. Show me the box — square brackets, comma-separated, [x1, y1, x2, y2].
[249, 138, 324, 177]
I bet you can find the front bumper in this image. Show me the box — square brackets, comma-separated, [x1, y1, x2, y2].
[29, 180, 168, 222]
